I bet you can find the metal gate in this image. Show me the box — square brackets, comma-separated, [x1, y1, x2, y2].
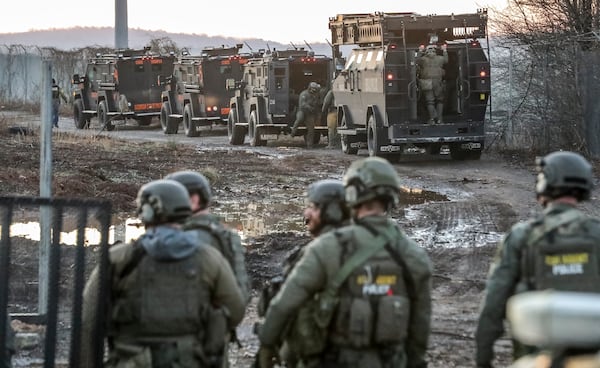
[0, 196, 111, 367]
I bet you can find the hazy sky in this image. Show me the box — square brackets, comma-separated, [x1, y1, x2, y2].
[2, 0, 508, 44]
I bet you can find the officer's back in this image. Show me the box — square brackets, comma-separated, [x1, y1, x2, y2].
[81, 179, 244, 368]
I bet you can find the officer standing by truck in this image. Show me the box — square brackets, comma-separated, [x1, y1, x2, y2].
[321, 88, 340, 149]
[256, 157, 432, 368]
[51, 78, 68, 128]
[475, 151, 600, 368]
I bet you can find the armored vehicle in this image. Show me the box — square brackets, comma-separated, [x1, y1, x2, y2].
[72, 48, 175, 131]
[227, 48, 333, 146]
[160, 45, 249, 137]
[329, 10, 490, 160]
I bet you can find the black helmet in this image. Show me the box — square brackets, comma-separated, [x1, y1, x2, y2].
[136, 179, 191, 225]
[535, 151, 594, 201]
[165, 170, 212, 209]
[306, 179, 349, 224]
[343, 156, 401, 209]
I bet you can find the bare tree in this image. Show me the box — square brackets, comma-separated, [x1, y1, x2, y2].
[491, 0, 600, 155]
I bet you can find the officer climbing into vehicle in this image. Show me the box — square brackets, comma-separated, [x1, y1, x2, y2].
[166, 170, 250, 367]
[416, 44, 448, 124]
[80, 179, 245, 368]
[475, 151, 600, 368]
[288, 81, 321, 148]
[256, 179, 350, 367]
[256, 156, 433, 368]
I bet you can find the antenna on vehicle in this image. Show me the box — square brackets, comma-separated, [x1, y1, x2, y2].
[244, 41, 254, 51]
[290, 41, 298, 50]
[304, 40, 314, 51]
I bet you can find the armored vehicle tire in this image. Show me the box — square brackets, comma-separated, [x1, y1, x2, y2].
[228, 110, 245, 145]
[138, 117, 152, 126]
[367, 116, 379, 157]
[73, 99, 89, 129]
[450, 143, 482, 160]
[249, 111, 266, 146]
[183, 104, 199, 137]
[98, 101, 114, 131]
[160, 102, 176, 134]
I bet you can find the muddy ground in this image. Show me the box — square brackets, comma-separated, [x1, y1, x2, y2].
[3, 112, 600, 368]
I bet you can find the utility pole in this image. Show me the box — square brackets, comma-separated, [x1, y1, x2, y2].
[39, 60, 52, 314]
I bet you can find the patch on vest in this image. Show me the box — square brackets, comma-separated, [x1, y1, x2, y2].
[355, 265, 397, 296]
[545, 252, 589, 275]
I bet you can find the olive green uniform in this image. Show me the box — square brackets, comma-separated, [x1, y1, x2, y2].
[475, 203, 600, 367]
[259, 215, 432, 368]
[183, 213, 250, 304]
[321, 90, 339, 149]
[416, 48, 448, 123]
[291, 88, 320, 148]
[81, 234, 245, 368]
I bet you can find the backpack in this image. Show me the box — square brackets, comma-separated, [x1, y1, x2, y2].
[183, 216, 250, 301]
[521, 209, 600, 292]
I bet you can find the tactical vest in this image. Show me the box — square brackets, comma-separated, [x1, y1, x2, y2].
[108, 244, 217, 367]
[522, 210, 600, 292]
[330, 226, 411, 349]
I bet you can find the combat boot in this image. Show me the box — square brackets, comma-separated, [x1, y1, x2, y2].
[427, 104, 437, 124]
[436, 103, 444, 124]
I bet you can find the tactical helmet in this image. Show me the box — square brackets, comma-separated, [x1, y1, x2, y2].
[136, 179, 191, 225]
[165, 170, 212, 209]
[306, 179, 349, 224]
[308, 82, 321, 93]
[343, 156, 401, 208]
[425, 45, 437, 54]
[535, 151, 594, 201]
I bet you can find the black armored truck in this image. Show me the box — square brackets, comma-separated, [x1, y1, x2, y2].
[72, 48, 175, 131]
[159, 45, 249, 137]
[329, 10, 490, 160]
[227, 48, 333, 146]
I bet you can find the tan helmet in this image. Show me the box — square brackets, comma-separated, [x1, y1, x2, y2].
[136, 179, 191, 225]
[342, 156, 401, 208]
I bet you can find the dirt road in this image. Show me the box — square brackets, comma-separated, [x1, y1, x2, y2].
[4, 113, 600, 367]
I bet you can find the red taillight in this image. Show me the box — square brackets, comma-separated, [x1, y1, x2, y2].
[386, 73, 394, 80]
[480, 70, 487, 77]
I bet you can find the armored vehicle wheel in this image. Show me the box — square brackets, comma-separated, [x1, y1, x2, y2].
[340, 116, 358, 154]
[98, 101, 114, 131]
[138, 117, 152, 126]
[160, 102, 177, 134]
[249, 111, 265, 146]
[73, 99, 89, 129]
[367, 116, 380, 157]
[183, 104, 199, 137]
[228, 110, 245, 145]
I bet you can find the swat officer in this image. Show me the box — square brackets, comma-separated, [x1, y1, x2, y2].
[289, 81, 321, 148]
[321, 89, 340, 149]
[81, 179, 245, 368]
[165, 170, 250, 303]
[51, 78, 68, 128]
[416, 44, 448, 124]
[475, 151, 600, 368]
[257, 156, 432, 368]
[256, 179, 350, 366]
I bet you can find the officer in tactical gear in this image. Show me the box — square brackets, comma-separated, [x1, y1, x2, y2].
[81, 179, 245, 368]
[256, 179, 350, 367]
[165, 170, 250, 303]
[321, 89, 340, 149]
[475, 151, 600, 368]
[166, 170, 250, 368]
[289, 81, 321, 148]
[51, 78, 68, 128]
[416, 44, 448, 124]
[257, 157, 432, 368]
